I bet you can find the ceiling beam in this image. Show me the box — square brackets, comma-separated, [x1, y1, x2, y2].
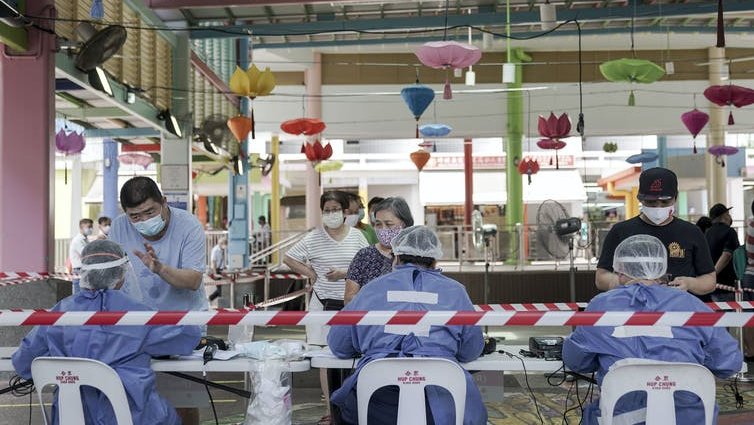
[189, 1, 754, 39]
[55, 52, 164, 131]
[84, 128, 162, 138]
[254, 26, 754, 49]
[56, 107, 129, 119]
[147, 0, 377, 8]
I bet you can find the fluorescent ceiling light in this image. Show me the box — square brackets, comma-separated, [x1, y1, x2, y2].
[88, 67, 113, 97]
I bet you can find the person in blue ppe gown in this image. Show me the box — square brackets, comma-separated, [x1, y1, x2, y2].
[12, 240, 201, 425]
[564, 234, 742, 425]
[328, 225, 487, 425]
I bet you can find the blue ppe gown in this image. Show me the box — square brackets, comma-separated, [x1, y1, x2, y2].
[328, 264, 487, 425]
[12, 289, 202, 425]
[563, 283, 743, 425]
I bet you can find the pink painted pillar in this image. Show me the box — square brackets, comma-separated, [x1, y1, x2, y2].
[304, 52, 322, 229]
[0, 3, 56, 272]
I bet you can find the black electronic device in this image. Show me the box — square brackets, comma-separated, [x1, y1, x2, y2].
[196, 336, 227, 351]
[529, 336, 564, 360]
[482, 337, 497, 355]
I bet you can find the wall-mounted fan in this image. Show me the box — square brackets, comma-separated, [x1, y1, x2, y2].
[253, 154, 276, 177]
[73, 23, 127, 72]
[536, 200, 581, 302]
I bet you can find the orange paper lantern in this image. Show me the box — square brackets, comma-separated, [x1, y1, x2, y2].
[227, 116, 253, 142]
[410, 149, 431, 171]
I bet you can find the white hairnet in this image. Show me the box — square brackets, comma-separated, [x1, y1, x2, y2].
[79, 240, 131, 290]
[613, 234, 667, 281]
[391, 225, 444, 260]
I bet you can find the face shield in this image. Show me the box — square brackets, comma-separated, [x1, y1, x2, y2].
[79, 240, 142, 302]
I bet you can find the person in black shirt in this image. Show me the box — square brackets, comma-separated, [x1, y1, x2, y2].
[596, 167, 716, 297]
[705, 203, 740, 302]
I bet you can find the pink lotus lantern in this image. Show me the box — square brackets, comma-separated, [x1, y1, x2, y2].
[55, 129, 86, 184]
[536, 112, 571, 169]
[707, 145, 739, 167]
[118, 152, 154, 173]
[415, 41, 481, 100]
[703, 84, 754, 125]
[681, 108, 709, 154]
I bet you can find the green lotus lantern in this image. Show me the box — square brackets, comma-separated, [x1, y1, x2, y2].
[599, 58, 665, 106]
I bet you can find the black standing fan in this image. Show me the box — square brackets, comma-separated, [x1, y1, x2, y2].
[536, 200, 581, 302]
[74, 24, 127, 72]
[471, 210, 497, 334]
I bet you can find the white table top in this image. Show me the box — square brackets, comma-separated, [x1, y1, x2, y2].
[0, 347, 310, 373]
[309, 345, 564, 372]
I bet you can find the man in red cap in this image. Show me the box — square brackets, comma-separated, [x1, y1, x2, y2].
[595, 167, 716, 297]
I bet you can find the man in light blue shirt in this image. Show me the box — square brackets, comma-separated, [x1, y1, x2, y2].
[110, 176, 207, 311]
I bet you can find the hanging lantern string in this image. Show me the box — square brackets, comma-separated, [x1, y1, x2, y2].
[630, 0, 636, 59]
[526, 90, 532, 152]
[442, 0, 449, 42]
[576, 19, 585, 138]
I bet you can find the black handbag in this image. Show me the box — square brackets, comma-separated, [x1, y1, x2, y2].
[316, 293, 345, 311]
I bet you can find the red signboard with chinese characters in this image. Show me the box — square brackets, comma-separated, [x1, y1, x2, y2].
[425, 154, 574, 170]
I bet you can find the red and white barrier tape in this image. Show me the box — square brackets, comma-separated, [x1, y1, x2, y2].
[0, 273, 79, 287]
[210, 272, 306, 280]
[475, 302, 754, 311]
[2, 310, 754, 327]
[254, 288, 308, 309]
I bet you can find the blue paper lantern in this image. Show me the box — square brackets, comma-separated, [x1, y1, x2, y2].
[90, 0, 104, 19]
[419, 124, 452, 138]
[626, 152, 659, 164]
[400, 84, 435, 138]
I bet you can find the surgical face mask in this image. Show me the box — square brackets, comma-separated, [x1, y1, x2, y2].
[344, 214, 360, 227]
[322, 211, 344, 229]
[376, 227, 403, 247]
[83, 227, 93, 236]
[357, 208, 365, 222]
[132, 209, 166, 236]
[101, 225, 111, 235]
[641, 205, 674, 225]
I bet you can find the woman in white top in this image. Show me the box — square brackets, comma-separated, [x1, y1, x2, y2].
[284, 191, 367, 425]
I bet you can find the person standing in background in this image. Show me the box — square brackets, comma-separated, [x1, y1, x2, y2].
[69, 218, 93, 293]
[96, 216, 111, 240]
[367, 196, 385, 225]
[208, 237, 227, 303]
[344, 192, 378, 245]
[705, 203, 739, 302]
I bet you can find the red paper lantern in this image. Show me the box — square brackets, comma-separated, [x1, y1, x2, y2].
[517, 158, 540, 185]
[303, 141, 333, 162]
[410, 149, 431, 171]
[227, 116, 252, 142]
[281, 118, 326, 136]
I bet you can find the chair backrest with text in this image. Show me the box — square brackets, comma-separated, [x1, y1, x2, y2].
[599, 359, 715, 425]
[31, 357, 133, 425]
[357, 357, 466, 425]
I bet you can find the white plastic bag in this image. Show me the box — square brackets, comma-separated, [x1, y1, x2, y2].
[244, 360, 292, 425]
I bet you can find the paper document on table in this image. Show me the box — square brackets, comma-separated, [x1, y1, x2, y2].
[178, 349, 241, 361]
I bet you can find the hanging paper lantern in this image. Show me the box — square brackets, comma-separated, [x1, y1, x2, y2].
[302, 141, 333, 162]
[602, 142, 618, 153]
[314, 160, 343, 173]
[229, 65, 276, 140]
[415, 41, 481, 100]
[419, 124, 452, 138]
[55, 129, 86, 184]
[517, 158, 540, 184]
[400, 84, 435, 138]
[227, 116, 252, 143]
[281, 118, 326, 136]
[708, 145, 739, 167]
[410, 149, 431, 171]
[600, 58, 665, 106]
[703, 84, 754, 126]
[536, 112, 570, 169]
[118, 152, 154, 169]
[626, 152, 659, 164]
[680, 108, 709, 154]
[90, 0, 104, 19]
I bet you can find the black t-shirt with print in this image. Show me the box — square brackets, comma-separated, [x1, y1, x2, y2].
[705, 222, 740, 287]
[598, 216, 715, 299]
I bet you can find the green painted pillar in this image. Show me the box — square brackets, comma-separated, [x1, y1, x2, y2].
[505, 48, 532, 243]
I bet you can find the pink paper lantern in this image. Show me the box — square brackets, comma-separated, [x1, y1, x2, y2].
[707, 145, 739, 167]
[681, 108, 709, 154]
[415, 41, 481, 100]
[703, 84, 754, 125]
[118, 152, 154, 169]
[55, 129, 86, 184]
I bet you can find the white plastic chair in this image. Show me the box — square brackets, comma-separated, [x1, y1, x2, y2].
[599, 359, 716, 425]
[357, 357, 466, 425]
[31, 357, 133, 425]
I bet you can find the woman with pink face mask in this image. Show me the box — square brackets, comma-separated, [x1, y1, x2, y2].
[344, 197, 414, 304]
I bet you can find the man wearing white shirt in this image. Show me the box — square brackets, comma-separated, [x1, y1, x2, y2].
[69, 218, 93, 293]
